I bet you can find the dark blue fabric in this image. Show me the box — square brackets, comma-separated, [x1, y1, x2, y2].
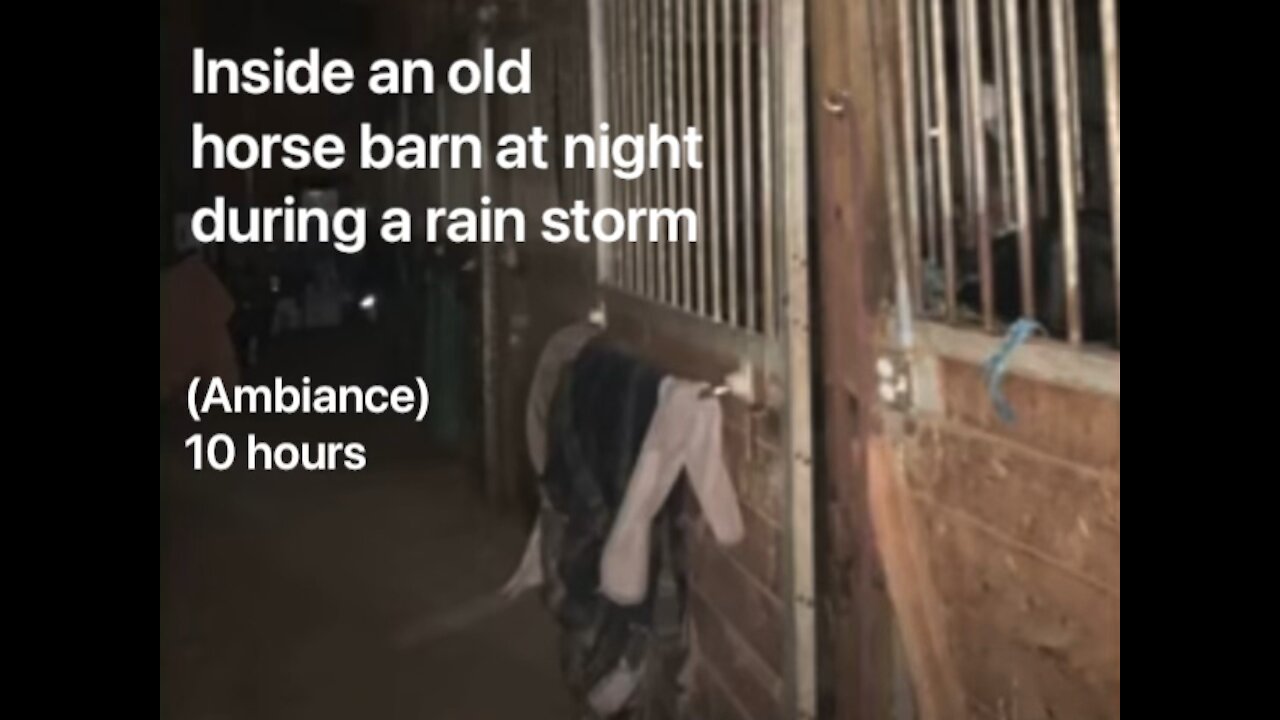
[538, 341, 687, 712]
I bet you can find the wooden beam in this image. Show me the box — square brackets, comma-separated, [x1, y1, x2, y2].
[808, 0, 896, 716]
[809, 0, 970, 718]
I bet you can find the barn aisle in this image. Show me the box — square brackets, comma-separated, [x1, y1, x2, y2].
[160, 327, 571, 720]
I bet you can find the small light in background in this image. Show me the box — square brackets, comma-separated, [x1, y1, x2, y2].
[359, 293, 378, 322]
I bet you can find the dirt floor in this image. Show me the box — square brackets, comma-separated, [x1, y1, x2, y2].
[160, 326, 574, 720]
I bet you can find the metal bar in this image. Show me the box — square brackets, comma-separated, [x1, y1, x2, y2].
[1029, 0, 1049, 219]
[679, 0, 693, 310]
[589, 0, 611, 284]
[637, 0, 650, 297]
[929, 0, 957, 321]
[624, 0, 639, 291]
[1066, 0, 1084, 203]
[707, 0, 724, 321]
[741, 0, 757, 331]
[1004, 0, 1035, 317]
[583, 26, 593, 201]
[1100, 0, 1120, 338]
[587, 49, 595, 201]
[963, 0, 992, 330]
[916, 0, 939, 269]
[617, 0, 629, 290]
[693, 0, 708, 315]
[634, 0, 645, 295]
[635, 0, 647, 296]
[643, 0, 658, 301]
[898, 0, 922, 310]
[777, 0, 816, 712]
[610, 0, 626, 285]
[666, 0, 679, 308]
[653, 0, 667, 304]
[758, 0, 775, 335]
[991, 0, 1012, 232]
[723, 0, 738, 326]
[624, 0, 637, 293]
[573, 40, 585, 200]
[956, 0, 975, 250]
[1049, 0, 1081, 344]
[876, 0, 916, 346]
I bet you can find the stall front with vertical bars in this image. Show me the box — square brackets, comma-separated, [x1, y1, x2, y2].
[884, 0, 1119, 350]
[596, 0, 780, 340]
[587, 0, 816, 717]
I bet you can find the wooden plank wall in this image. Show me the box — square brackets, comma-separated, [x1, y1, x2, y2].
[891, 351, 1121, 720]
[808, 0, 1121, 717]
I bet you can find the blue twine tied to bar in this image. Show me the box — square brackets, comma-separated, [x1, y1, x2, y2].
[983, 318, 1043, 424]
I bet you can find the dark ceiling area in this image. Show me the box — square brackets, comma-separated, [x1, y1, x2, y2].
[164, 0, 485, 61]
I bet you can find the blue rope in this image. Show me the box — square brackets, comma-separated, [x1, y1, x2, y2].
[983, 318, 1043, 424]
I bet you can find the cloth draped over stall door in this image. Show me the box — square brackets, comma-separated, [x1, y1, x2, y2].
[505, 322, 745, 718]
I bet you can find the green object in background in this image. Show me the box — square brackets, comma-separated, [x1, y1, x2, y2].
[422, 265, 469, 448]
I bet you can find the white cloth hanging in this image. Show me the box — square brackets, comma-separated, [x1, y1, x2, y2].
[600, 377, 744, 606]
